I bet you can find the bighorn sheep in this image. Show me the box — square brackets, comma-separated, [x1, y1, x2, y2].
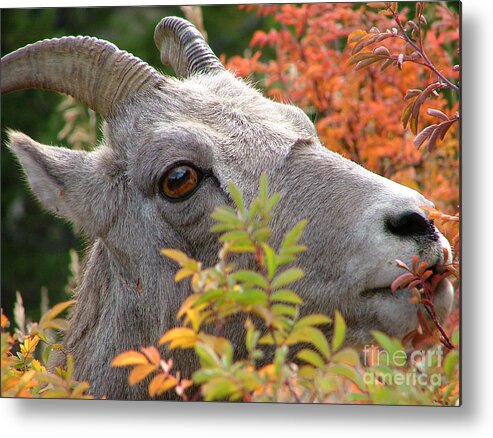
[2, 16, 454, 400]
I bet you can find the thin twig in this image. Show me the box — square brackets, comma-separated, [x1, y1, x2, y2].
[423, 303, 455, 350]
[391, 10, 459, 93]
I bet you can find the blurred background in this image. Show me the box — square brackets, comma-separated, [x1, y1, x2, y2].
[1, 5, 267, 322]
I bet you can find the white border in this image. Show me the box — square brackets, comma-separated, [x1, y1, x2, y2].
[1, 0, 492, 436]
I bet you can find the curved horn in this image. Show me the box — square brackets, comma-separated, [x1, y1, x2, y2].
[154, 16, 224, 78]
[1, 36, 163, 118]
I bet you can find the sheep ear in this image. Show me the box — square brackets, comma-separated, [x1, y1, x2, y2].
[7, 131, 113, 236]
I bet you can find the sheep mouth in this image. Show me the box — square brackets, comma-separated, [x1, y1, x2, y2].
[360, 287, 394, 298]
[361, 264, 450, 298]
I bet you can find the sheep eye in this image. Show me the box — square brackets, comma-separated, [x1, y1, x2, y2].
[160, 163, 202, 201]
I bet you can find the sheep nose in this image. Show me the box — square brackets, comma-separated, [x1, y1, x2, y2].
[387, 211, 438, 240]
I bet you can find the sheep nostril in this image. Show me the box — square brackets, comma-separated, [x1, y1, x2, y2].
[387, 211, 437, 239]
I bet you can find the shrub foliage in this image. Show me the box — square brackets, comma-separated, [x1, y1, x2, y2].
[1, 2, 459, 405]
[2, 176, 459, 404]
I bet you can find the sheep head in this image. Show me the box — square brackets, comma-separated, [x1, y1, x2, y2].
[2, 16, 453, 391]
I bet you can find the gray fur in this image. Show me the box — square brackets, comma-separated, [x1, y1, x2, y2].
[4, 18, 453, 400]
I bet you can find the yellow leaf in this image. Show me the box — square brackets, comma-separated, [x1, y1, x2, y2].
[175, 268, 195, 282]
[71, 381, 91, 398]
[184, 309, 211, 333]
[177, 294, 201, 319]
[169, 337, 197, 349]
[158, 377, 178, 395]
[160, 249, 189, 265]
[111, 351, 149, 367]
[39, 300, 76, 328]
[128, 364, 157, 385]
[159, 327, 197, 345]
[20, 335, 40, 356]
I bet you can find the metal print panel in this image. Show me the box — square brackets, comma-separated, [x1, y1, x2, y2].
[1, 2, 460, 405]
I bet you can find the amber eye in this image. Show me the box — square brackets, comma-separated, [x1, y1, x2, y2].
[160, 163, 202, 201]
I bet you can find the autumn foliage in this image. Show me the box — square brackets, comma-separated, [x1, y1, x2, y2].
[1, 3, 460, 404]
[226, 2, 459, 211]
[225, 1, 460, 350]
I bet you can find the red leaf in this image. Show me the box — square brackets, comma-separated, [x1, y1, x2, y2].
[414, 124, 438, 150]
[391, 273, 416, 292]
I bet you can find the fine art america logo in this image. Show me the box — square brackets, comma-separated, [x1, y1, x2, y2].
[361, 345, 445, 387]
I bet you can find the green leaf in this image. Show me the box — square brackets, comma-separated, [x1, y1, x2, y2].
[271, 304, 297, 318]
[203, 377, 240, 401]
[274, 345, 289, 377]
[228, 182, 245, 216]
[195, 289, 224, 306]
[192, 368, 223, 384]
[229, 242, 256, 253]
[296, 348, 325, 368]
[331, 348, 360, 366]
[41, 345, 51, 365]
[271, 290, 303, 305]
[247, 199, 260, 222]
[331, 310, 346, 353]
[245, 322, 260, 353]
[234, 289, 268, 306]
[298, 365, 316, 379]
[259, 173, 268, 204]
[232, 270, 268, 289]
[326, 364, 366, 391]
[279, 244, 307, 256]
[258, 333, 274, 345]
[253, 227, 271, 242]
[210, 222, 240, 233]
[287, 326, 331, 359]
[444, 350, 459, 379]
[221, 341, 234, 368]
[346, 392, 368, 402]
[195, 344, 222, 368]
[218, 230, 250, 243]
[295, 314, 331, 328]
[261, 243, 277, 279]
[266, 192, 281, 211]
[451, 328, 460, 346]
[211, 207, 242, 225]
[271, 268, 304, 289]
[372, 331, 404, 360]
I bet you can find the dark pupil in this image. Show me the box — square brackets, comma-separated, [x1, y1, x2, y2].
[168, 166, 190, 191]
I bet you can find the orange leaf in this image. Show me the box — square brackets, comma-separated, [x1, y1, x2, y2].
[111, 351, 148, 367]
[141, 346, 161, 366]
[148, 374, 177, 397]
[128, 364, 157, 385]
[347, 29, 367, 45]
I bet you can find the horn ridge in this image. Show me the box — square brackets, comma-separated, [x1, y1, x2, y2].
[1, 36, 164, 118]
[154, 16, 224, 78]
